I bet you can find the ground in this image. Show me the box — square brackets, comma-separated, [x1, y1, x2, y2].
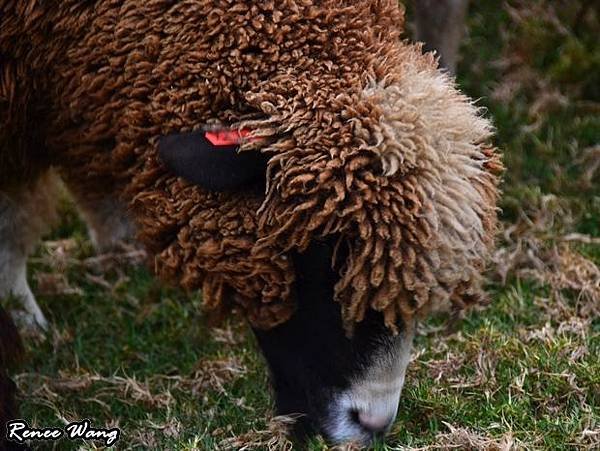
[12, 0, 599, 449]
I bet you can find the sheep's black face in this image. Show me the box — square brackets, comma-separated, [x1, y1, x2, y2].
[158, 130, 414, 445]
[252, 238, 414, 446]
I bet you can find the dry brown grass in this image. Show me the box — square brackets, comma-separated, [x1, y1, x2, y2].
[218, 415, 297, 450]
[492, 195, 599, 320]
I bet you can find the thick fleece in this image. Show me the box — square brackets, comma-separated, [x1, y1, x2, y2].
[0, 0, 502, 331]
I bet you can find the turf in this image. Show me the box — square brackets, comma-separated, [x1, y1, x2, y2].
[11, 0, 600, 449]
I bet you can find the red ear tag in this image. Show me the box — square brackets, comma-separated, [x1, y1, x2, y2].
[205, 128, 255, 146]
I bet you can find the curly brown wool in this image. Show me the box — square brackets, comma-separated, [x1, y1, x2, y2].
[0, 0, 502, 332]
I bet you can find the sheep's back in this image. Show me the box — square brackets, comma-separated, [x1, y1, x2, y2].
[0, 0, 502, 331]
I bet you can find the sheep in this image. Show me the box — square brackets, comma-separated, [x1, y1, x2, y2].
[0, 0, 502, 445]
[414, 0, 470, 75]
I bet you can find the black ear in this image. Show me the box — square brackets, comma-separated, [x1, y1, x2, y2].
[158, 130, 268, 192]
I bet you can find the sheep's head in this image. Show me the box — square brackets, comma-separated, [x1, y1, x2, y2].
[157, 128, 415, 444]
[131, 2, 501, 446]
[253, 238, 415, 444]
[155, 42, 502, 440]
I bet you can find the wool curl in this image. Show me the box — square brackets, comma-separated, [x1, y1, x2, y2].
[0, 0, 502, 333]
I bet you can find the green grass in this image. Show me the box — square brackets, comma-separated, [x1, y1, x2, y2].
[12, 0, 600, 449]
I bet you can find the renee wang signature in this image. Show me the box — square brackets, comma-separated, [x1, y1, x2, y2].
[6, 419, 120, 447]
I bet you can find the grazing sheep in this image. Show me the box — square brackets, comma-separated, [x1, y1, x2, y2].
[0, 0, 502, 445]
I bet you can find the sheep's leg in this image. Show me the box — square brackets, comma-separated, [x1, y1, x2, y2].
[0, 174, 58, 330]
[414, 0, 469, 75]
[70, 190, 136, 252]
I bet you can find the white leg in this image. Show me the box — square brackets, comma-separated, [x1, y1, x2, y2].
[75, 194, 135, 252]
[0, 175, 57, 330]
[1, 257, 48, 330]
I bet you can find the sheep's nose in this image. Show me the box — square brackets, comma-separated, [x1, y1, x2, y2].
[352, 409, 395, 435]
[359, 412, 394, 434]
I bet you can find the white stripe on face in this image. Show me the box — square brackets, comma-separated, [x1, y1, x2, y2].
[324, 322, 415, 445]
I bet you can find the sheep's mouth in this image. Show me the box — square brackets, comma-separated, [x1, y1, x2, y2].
[274, 389, 333, 442]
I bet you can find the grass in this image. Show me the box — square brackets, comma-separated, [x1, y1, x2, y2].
[10, 0, 600, 449]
